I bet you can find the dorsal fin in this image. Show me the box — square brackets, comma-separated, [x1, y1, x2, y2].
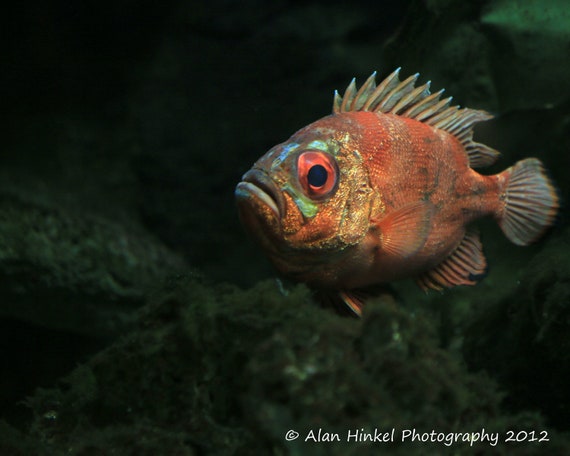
[332, 69, 500, 168]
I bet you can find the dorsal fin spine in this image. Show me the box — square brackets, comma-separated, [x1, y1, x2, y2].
[350, 71, 377, 111]
[361, 68, 401, 111]
[332, 69, 499, 168]
[333, 90, 342, 113]
[401, 88, 442, 118]
[374, 73, 419, 113]
[340, 78, 357, 112]
[429, 106, 460, 129]
[415, 97, 453, 122]
[392, 82, 430, 115]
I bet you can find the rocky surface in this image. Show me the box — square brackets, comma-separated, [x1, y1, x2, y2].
[0, 193, 186, 338]
[3, 279, 570, 455]
[464, 227, 570, 430]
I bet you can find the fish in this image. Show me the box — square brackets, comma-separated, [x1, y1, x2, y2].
[235, 68, 559, 316]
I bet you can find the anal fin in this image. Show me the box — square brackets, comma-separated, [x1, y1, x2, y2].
[416, 230, 487, 291]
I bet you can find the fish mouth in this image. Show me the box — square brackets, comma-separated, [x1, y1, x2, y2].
[235, 169, 284, 219]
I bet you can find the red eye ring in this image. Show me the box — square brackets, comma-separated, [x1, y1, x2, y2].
[297, 150, 338, 198]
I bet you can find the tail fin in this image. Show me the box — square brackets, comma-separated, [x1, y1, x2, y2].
[498, 158, 559, 246]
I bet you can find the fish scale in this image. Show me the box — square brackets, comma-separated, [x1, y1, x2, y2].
[236, 69, 559, 316]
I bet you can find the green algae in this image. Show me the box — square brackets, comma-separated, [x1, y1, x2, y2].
[384, 0, 570, 113]
[481, 0, 570, 111]
[0, 278, 565, 455]
[0, 194, 186, 338]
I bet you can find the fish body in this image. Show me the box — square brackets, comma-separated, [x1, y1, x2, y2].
[235, 69, 559, 315]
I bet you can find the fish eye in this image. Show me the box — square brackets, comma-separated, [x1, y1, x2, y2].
[308, 164, 327, 187]
[297, 150, 338, 198]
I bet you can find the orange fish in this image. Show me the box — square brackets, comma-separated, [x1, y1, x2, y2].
[235, 69, 559, 316]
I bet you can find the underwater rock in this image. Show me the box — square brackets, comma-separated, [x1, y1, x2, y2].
[384, 0, 570, 113]
[383, 1, 497, 111]
[0, 193, 187, 338]
[480, 0, 570, 111]
[7, 278, 569, 454]
[463, 227, 570, 429]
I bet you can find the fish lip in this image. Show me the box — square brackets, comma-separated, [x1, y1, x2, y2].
[237, 169, 284, 218]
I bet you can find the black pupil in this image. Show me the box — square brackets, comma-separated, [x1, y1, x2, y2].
[307, 164, 328, 188]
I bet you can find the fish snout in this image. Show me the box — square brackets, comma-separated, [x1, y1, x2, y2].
[235, 169, 285, 219]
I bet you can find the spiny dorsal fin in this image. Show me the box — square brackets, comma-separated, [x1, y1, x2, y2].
[332, 68, 500, 168]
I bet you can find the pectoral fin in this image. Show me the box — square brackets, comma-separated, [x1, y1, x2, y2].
[371, 201, 434, 257]
[338, 286, 396, 317]
[339, 290, 366, 317]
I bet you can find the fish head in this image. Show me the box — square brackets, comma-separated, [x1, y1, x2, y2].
[235, 114, 375, 281]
